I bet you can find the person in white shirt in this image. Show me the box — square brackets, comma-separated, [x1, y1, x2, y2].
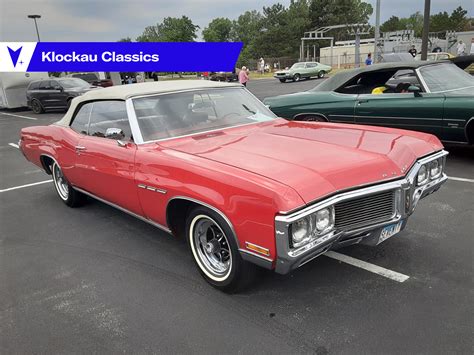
[457, 40, 466, 56]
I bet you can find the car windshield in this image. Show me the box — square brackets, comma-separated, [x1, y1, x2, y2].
[60, 78, 90, 89]
[73, 73, 98, 82]
[133, 87, 277, 142]
[291, 63, 305, 69]
[419, 63, 474, 92]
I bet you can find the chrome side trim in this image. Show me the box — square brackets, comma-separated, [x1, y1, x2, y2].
[74, 186, 172, 234]
[465, 117, 474, 143]
[238, 249, 273, 263]
[293, 112, 329, 121]
[138, 184, 167, 194]
[166, 196, 237, 241]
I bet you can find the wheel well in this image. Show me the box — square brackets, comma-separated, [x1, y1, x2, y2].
[466, 118, 474, 144]
[293, 113, 328, 122]
[40, 155, 54, 174]
[166, 199, 199, 239]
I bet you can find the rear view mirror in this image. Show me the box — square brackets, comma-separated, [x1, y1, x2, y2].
[105, 128, 125, 140]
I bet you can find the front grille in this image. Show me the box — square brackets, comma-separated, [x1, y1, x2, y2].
[335, 189, 396, 231]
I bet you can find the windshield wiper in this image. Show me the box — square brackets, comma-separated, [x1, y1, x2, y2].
[241, 104, 256, 115]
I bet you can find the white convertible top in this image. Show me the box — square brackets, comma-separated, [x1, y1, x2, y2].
[56, 80, 242, 126]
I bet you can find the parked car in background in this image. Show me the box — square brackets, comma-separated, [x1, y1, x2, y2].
[67, 72, 114, 87]
[274, 62, 332, 82]
[209, 71, 238, 82]
[264, 61, 474, 144]
[415, 52, 454, 61]
[26, 78, 100, 113]
[20, 80, 447, 292]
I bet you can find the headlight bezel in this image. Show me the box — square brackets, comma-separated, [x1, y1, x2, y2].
[417, 164, 429, 185]
[429, 158, 442, 180]
[289, 206, 335, 249]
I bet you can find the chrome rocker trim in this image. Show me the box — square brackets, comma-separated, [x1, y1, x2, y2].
[73, 186, 172, 234]
[274, 150, 448, 274]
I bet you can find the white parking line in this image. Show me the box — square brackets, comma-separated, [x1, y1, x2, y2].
[0, 112, 37, 120]
[8, 143, 19, 149]
[448, 176, 474, 183]
[0, 179, 52, 193]
[325, 251, 410, 283]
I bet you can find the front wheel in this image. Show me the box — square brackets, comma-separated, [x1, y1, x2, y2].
[293, 73, 301, 82]
[52, 162, 86, 207]
[186, 206, 255, 293]
[318, 71, 326, 78]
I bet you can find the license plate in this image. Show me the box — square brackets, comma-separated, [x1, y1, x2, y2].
[378, 221, 403, 244]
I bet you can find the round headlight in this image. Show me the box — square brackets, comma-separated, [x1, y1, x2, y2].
[417, 164, 428, 185]
[315, 207, 333, 232]
[430, 159, 441, 179]
[291, 217, 312, 246]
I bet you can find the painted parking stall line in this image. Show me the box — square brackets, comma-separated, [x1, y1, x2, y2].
[0, 179, 52, 193]
[448, 176, 474, 183]
[8, 142, 19, 149]
[0, 112, 37, 120]
[325, 251, 410, 283]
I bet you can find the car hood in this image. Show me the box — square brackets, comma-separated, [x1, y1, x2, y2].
[159, 119, 442, 205]
[275, 70, 290, 74]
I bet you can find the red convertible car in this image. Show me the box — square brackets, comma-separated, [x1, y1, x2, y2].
[20, 81, 448, 292]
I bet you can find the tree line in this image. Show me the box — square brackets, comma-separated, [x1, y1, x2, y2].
[118, 1, 472, 66]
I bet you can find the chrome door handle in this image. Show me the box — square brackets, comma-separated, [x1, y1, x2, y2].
[75, 145, 86, 152]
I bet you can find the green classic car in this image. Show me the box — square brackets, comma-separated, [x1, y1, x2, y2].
[274, 62, 332, 83]
[264, 62, 474, 144]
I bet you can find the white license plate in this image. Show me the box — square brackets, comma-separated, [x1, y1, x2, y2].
[378, 221, 403, 244]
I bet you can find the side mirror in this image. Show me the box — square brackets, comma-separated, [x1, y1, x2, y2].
[408, 85, 422, 97]
[105, 127, 125, 140]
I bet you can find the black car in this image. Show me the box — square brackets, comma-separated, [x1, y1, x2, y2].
[26, 78, 99, 113]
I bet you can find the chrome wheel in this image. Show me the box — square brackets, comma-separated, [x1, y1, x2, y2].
[190, 215, 232, 281]
[52, 163, 69, 201]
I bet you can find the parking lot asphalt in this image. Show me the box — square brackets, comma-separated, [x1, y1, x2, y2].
[1, 79, 473, 354]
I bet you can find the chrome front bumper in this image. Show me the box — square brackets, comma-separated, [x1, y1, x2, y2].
[274, 150, 448, 275]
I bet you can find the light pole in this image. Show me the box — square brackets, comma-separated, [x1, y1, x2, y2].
[27, 14, 41, 42]
[421, 0, 431, 60]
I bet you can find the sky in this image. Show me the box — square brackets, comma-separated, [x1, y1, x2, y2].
[0, 0, 472, 42]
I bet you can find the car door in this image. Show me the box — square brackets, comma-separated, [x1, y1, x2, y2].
[73, 100, 142, 215]
[37, 80, 53, 108]
[305, 63, 317, 78]
[354, 92, 445, 137]
[50, 80, 69, 108]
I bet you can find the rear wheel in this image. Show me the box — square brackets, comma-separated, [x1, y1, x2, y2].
[51, 162, 86, 207]
[186, 206, 255, 293]
[293, 73, 301, 82]
[31, 99, 44, 114]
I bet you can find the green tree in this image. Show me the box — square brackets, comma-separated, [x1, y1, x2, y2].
[117, 37, 132, 42]
[231, 10, 264, 66]
[308, 0, 373, 41]
[202, 18, 233, 42]
[449, 6, 469, 32]
[136, 16, 199, 42]
[429, 12, 450, 33]
[380, 16, 403, 33]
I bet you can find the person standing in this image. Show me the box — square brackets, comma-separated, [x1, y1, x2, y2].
[238, 66, 249, 87]
[408, 45, 417, 57]
[259, 58, 265, 75]
[365, 53, 373, 66]
[457, 40, 466, 56]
